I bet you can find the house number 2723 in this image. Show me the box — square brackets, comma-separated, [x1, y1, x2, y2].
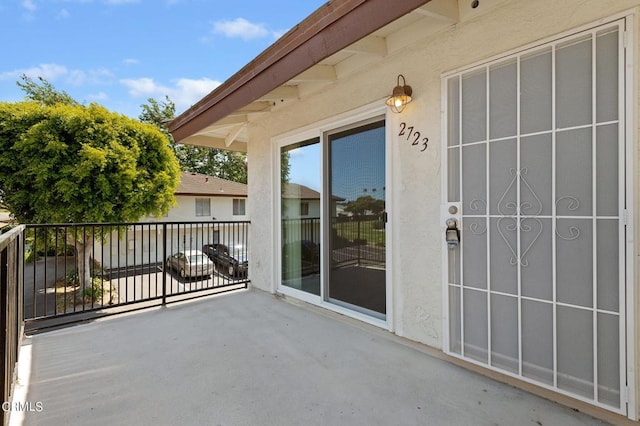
[399, 122, 428, 152]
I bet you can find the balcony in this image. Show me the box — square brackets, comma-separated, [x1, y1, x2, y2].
[0, 224, 612, 425]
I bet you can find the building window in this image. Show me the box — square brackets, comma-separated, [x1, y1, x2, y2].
[300, 202, 309, 216]
[233, 198, 246, 215]
[195, 198, 210, 217]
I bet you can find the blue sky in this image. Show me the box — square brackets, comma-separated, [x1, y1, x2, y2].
[0, 0, 325, 118]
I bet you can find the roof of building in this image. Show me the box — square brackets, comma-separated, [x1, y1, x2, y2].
[282, 182, 346, 201]
[176, 172, 247, 197]
[168, 0, 436, 147]
[282, 183, 320, 200]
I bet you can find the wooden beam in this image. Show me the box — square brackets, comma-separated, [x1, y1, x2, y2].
[414, 0, 458, 23]
[180, 134, 247, 152]
[236, 100, 273, 113]
[259, 85, 299, 101]
[343, 36, 387, 56]
[225, 124, 245, 148]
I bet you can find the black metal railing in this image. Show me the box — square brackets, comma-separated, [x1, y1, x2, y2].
[331, 216, 385, 268]
[281, 216, 385, 271]
[281, 218, 321, 246]
[0, 225, 25, 421]
[24, 221, 250, 331]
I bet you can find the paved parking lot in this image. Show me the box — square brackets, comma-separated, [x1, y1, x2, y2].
[24, 258, 245, 320]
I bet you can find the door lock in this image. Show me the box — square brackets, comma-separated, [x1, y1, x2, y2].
[446, 218, 460, 249]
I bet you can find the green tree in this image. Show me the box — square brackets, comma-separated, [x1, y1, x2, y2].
[280, 151, 290, 186]
[17, 74, 78, 106]
[139, 97, 248, 183]
[139, 96, 175, 143]
[0, 99, 180, 287]
[344, 195, 384, 216]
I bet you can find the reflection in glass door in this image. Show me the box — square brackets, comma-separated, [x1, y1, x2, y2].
[326, 119, 386, 318]
[281, 138, 321, 295]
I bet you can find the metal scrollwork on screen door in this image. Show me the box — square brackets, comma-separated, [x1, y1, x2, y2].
[466, 168, 581, 267]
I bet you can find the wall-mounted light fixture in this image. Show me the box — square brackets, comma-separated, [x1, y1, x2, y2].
[385, 74, 413, 113]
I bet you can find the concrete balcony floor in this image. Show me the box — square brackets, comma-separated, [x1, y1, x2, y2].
[13, 289, 607, 426]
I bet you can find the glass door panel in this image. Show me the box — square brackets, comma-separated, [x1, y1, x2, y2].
[327, 120, 386, 317]
[281, 138, 321, 295]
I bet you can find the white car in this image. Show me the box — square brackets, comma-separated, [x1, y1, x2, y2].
[166, 250, 215, 278]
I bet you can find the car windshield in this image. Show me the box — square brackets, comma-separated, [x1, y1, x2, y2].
[229, 247, 247, 261]
[188, 255, 209, 264]
[232, 252, 247, 262]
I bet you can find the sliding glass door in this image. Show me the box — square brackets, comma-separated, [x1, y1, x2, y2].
[279, 116, 387, 320]
[326, 119, 386, 318]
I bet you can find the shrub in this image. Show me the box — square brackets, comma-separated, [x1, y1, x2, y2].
[79, 278, 104, 303]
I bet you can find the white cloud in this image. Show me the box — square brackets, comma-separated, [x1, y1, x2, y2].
[212, 18, 269, 41]
[22, 0, 37, 12]
[49, 0, 138, 4]
[288, 148, 305, 157]
[103, 0, 139, 4]
[65, 67, 114, 86]
[0, 63, 68, 81]
[87, 91, 109, 101]
[0, 63, 113, 87]
[123, 58, 140, 65]
[272, 29, 289, 40]
[56, 8, 70, 19]
[120, 77, 220, 112]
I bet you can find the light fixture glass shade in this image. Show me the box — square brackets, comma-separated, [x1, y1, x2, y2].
[385, 75, 413, 113]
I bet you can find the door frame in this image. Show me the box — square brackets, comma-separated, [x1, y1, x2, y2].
[440, 11, 636, 419]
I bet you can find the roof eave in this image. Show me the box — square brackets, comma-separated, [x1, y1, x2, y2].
[168, 0, 432, 142]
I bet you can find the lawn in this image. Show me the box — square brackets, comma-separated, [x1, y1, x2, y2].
[334, 219, 385, 246]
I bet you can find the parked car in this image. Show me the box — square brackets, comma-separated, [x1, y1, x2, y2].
[202, 243, 248, 277]
[166, 250, 215, 278]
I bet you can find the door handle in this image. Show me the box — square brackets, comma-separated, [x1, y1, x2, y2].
[446, 218, 460, 249]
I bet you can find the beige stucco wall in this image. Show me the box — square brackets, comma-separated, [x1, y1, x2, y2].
[281, 199, 320, 220]
[136, 195, 248, 222]
[247, 0, 640, 416]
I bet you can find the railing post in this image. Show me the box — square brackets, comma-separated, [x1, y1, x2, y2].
[162, 223, 167, 306]
[357, 218, 361, 266]
[0, 246, 8, 408]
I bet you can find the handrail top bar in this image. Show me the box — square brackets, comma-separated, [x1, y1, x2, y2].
[25, 221, 251, 228]
[0, 225, 26, 250]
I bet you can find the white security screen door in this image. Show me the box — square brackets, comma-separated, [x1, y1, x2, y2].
[444, 20, 627, 413]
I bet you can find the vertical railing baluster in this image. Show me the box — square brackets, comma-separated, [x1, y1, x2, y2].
[162, 223, 167, 306]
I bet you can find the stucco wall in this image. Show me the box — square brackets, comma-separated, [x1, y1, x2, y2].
[137, 195, 248, 222]
[246, 2, 640, 409]
[167, 195, 248, 222]
[282, 199, 320, 219]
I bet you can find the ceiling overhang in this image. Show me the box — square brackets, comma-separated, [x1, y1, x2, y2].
[169, 0, 461, 151]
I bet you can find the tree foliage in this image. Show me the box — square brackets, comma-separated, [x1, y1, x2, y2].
[17, 74, 79, 107]
[139, 97, 248, 183]
[280, 151, 290, 186]
[0, 79, 180, 288]
[344, 195, 385, 216]
[0, 101, 179, 223]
